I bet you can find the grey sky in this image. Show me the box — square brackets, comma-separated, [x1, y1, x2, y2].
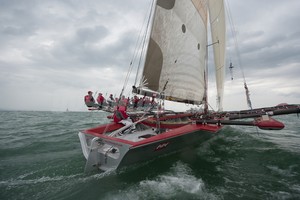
[0, 0, 299, 111]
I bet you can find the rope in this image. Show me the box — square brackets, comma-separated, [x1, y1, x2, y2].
[118, 0, 155, 103]
[225, 0, 253, 109]
[134, 0, 156, 86]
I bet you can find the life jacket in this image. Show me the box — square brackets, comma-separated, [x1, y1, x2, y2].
[84, 95, 89, 102]
[113, 108, 128, 123]
[97, 96, 104, 104]
[84, 95, 94, 103]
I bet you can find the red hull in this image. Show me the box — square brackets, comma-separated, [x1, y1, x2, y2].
[84, 122, 220, 146]
[82, 121, 222, 169]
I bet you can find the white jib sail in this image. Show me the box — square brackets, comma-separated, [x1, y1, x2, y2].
[208, 0, 226, 111]
[141, 0, 208, 104]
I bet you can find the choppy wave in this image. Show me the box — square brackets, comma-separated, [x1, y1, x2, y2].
[102, 161, 219, 200]
[0, 111, 299, 200]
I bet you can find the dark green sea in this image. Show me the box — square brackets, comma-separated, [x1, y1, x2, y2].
[0, 111, 299, 200]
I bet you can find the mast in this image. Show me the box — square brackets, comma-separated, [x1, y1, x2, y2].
[204, 26, 209, 115]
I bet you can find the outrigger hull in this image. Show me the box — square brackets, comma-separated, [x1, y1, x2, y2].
[79, 122, 222, 172]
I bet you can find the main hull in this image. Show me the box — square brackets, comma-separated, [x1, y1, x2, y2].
[79, 121, 222, 172]
[117, 125, 219, 169]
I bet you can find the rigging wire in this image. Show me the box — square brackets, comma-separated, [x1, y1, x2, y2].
[229, 61, 234, 80]
[225, 0, 253, 109]
[227, 45, 234, 80]
[117, 0, 155, 103]
[135, 0, 156, 87]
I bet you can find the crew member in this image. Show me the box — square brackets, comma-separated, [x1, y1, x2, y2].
[113, 107, 133, 126]
[133, 95, 139, 109]
[97, 93, 105, 108]
[84, 91, 100, 108]
[107, 94, 115, 107]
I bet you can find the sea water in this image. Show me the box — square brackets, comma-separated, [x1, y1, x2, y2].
[0, 111, 299, 200]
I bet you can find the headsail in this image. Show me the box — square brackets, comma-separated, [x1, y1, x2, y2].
[208, 0, 226, 111]
[136, 0, 209, 104]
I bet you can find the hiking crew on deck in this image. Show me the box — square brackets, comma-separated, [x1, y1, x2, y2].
[84, 91, 101, 108]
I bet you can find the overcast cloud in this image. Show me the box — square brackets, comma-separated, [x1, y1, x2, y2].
[0, 0, 299, 111]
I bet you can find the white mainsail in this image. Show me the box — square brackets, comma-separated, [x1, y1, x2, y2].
[140, 0, 208, 104]
[136, 0, 225, 108]
[208, 0, 226, 111]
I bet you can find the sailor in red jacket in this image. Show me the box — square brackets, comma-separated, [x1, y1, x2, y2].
[113, 106, 134, 126]
[84, 91, 100, 108]
[97, 93, 105, 108]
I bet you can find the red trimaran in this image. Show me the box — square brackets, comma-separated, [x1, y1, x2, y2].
[78, 0, 300, 172]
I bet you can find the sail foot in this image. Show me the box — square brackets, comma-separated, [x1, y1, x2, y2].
[132, 86, 204, 105]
